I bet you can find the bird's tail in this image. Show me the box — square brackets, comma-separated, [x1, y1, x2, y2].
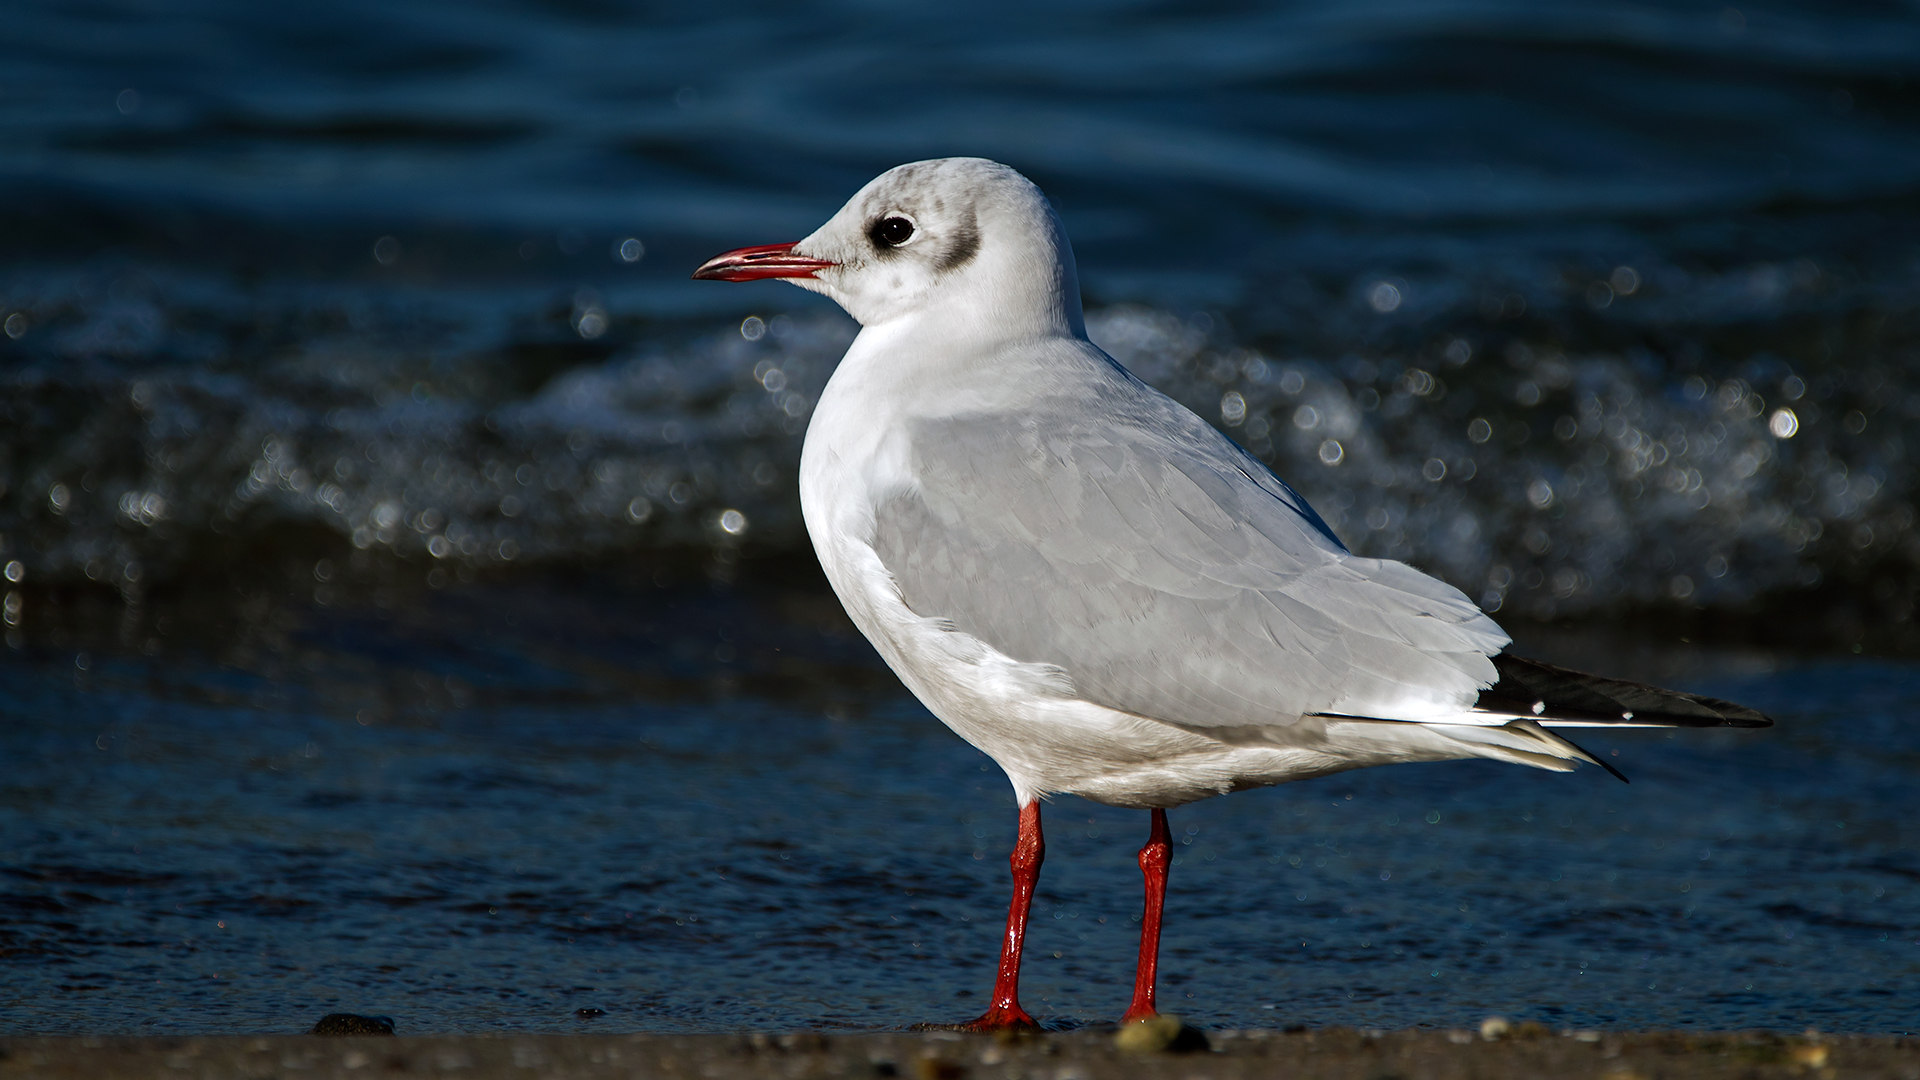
[1419, 717, 1629, 782]
[1314, 653, 1772, 784]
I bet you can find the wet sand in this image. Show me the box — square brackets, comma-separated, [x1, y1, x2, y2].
[3, 1027, 1911, 1079]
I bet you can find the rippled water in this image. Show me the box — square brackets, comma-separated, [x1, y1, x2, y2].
[5, 0, 1920, 635]
[3, 0, 1919, 1037]
[3, 574, 1916, 1035]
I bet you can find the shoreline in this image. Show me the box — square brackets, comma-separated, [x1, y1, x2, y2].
[3, 1027, 1907, 1079]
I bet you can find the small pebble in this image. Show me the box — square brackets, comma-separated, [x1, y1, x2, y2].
[1790, 1044, 1830, 1068]
[1114, 1014, 1208, 1053]
[1480, 1016, 1510, 1041]
[310, 1014, 395, 1036]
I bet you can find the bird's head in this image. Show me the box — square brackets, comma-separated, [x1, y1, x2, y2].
[694, 157, 1085, 339]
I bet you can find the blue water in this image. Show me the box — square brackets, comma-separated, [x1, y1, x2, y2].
[3, 0, 1920, 1036]
[2, 575, 1916, 1034]
[4, 0, 1920, 627]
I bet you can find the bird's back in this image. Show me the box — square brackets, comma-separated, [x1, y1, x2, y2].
[846, 334, 1510, 731]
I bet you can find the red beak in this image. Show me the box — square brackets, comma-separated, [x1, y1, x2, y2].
[691, 242, 836, 282]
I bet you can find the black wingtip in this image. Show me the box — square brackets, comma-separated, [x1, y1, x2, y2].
[1486, 653, 1775, 729]
[1595, 756, 1630, 785]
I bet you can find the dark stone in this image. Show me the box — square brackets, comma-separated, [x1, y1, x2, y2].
[1164, 1024, 1211, 1053]
[310, 1013, 395, 1036]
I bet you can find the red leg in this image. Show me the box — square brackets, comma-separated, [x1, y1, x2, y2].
[1120, 808, 1171, 1024]
[962, 799, 1045, 1031]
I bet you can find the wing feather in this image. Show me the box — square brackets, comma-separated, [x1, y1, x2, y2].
[869, 350, 1508, 728]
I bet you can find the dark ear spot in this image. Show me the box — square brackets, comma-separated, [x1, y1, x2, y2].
[935, 208, 980, 274]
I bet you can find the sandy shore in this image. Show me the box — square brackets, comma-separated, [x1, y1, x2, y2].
[2, 1027, 1911, 1079]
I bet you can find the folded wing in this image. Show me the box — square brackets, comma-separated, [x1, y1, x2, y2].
[870, 351, 1509, 728]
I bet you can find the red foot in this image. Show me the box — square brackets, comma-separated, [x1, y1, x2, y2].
[1121, 808, 1172, 1025]
[922, 801, 1046, 1033]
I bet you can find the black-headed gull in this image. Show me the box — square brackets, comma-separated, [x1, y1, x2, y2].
[694, 158, 1771, 1031]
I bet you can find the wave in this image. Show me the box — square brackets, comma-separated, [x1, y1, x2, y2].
[2, 254, 1913, 631]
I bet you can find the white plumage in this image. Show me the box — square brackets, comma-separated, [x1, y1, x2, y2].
[693, 156, 1769, 1030]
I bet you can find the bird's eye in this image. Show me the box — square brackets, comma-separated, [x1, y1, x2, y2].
[870, 216, 915, 248]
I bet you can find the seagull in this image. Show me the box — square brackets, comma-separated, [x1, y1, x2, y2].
[693, 158, 1772, 1032]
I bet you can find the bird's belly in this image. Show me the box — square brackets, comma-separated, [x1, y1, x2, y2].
[807, 518, 1361, 807]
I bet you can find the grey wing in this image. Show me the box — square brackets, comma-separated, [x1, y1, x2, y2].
[871, 381, 1508, 728]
